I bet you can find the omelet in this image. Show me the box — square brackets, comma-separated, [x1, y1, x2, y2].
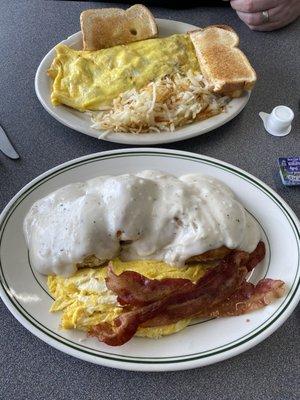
[48, 258, 210, 338]
[48, 34, 200, 111]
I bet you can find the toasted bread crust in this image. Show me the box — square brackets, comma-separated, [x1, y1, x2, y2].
[80, 5, 158, 51]
[189, 26, 256, 97]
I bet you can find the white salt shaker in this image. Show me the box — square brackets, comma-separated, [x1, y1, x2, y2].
[259, 106, 294, 136]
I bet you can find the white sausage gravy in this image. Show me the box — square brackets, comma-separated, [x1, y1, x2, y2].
[23, 171, 260, 276]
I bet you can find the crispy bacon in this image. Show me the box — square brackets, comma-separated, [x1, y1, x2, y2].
[187, 246, 232, 263]
[197, 278, 285, 317]
[141, 266, 248, 327]
[105, 264, 195, 306]
[106, 243, 265, 307]
[88, 242, 283, 346]
[89, 249, 249, 346]
[89, 300, 170, 347]
[142, 279, 285, 327]
[246, 241, 266, 271]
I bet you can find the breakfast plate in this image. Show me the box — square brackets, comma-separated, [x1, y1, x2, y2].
[0, 148, 299, 371]
[35, 19, 251, 145]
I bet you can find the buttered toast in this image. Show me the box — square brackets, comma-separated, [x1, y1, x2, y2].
[189, 25, 256, 97]
[80, 4, 158, 51]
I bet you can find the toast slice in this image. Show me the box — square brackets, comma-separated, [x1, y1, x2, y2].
[80, 4, 158, 51]
[189, 25, 256, 97]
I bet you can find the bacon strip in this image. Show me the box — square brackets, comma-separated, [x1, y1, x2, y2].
[89, 301, 170, 347]
[141, 266, 248, 327]
[187, 246, 232, 263]
[197, 278, 285, 317]
[106, 242, 265, 307]
[105, 265, 195, 306]
[142, 279, 285, 327]
[245, 241, 266, 271]
[89, 250, 249, 346]
[89, 242, 278, 346]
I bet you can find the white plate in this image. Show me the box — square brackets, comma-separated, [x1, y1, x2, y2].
[35, 19, 251, 145]
[1, 148, 299, 372]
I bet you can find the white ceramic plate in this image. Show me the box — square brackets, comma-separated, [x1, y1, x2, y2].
[35, 19, 251, 145]
[1, 148, 299, 372]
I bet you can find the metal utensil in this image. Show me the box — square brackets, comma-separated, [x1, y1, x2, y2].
[0, 124, 19, 159]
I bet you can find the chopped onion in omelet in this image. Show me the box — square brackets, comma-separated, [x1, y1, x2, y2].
[48, 258, 211, 338]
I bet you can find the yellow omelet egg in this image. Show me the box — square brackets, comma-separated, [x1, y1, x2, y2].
[48, 258, 210, 338]
[48, 34, 200, 111]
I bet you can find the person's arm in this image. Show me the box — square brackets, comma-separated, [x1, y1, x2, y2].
[230, 0, 300, 31]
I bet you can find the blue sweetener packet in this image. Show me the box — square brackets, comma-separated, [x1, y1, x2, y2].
[278, 157, 300, 186]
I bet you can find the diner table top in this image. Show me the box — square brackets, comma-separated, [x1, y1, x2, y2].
[0, 1, 299, 399]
